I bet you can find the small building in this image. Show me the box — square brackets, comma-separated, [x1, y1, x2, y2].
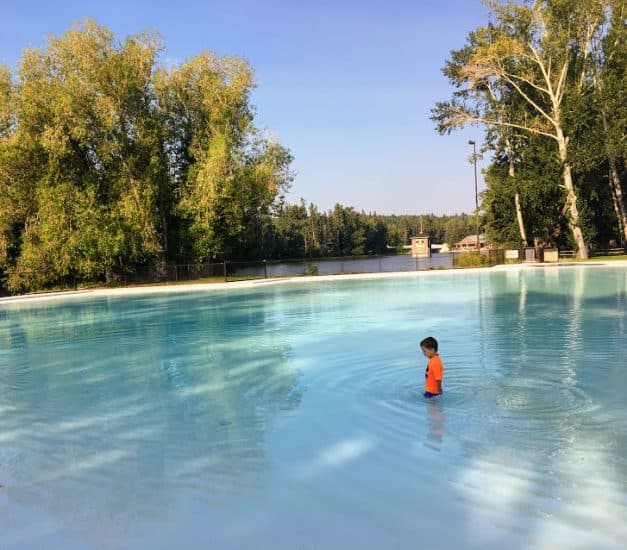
[411, 233, 432, 258]
[454, 234, 487, 251]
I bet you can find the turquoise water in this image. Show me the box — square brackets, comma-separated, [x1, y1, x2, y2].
[1, 266, 626, 549]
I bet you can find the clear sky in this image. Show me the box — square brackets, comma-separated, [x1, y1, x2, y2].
[0, 0, 492, 215]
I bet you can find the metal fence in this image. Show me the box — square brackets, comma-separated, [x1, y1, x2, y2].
[558, 247, 626, 259]
[1, 249, 512, 294]
[224, 253, 460, 281]
[108, 252, 480, 285]
[93, 246, 627, 287]
[117, 262, 227, 285]
[504, 247, 626, 262]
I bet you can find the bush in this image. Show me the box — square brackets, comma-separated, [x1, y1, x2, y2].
[453, 252, 489, 268]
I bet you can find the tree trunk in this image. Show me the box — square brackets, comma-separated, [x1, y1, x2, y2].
[609, 160, 627, 246]
[514, 192, 528, 247]
[601, 112, 627, 245]
[160, 195, 168, 259]
[556, 131, 589, 259]
[506, 139, 527, 247]
[563, 162, 589, 259]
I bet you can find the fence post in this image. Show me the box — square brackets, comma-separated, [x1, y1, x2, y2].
[379, 256, 382, 272]
[341, 257, 344, 274]
[263, 259, 267, 278]
[223, 261, 227, 282]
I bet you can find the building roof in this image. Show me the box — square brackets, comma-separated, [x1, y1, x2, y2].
[456, 234, 486, 245]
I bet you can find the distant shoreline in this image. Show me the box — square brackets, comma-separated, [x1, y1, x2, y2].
[1, 260, 626, 306]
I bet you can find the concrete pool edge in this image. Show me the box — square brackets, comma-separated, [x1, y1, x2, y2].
[2, 259, 627, 305]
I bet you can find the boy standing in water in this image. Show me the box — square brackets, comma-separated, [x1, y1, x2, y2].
[421, 336, 444, 398]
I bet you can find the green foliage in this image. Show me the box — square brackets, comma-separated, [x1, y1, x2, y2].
[453, 252, 489, 268]
[156, 52, 294, 262]
[0, 20, 293, 292]
[433, 0, 627, 255]
[482, 135, 567, 248]
[264, 203, 475, 259]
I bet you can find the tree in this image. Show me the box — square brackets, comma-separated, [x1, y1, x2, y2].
[158, 53, 293, 261]
[433, 1, 615, 258]
[0, 20, 168, 291]
[581, 0, 627, 245]
[270, 200, 308, 258]
[0, 21, 294, 292]
[483, 134, 569, 248]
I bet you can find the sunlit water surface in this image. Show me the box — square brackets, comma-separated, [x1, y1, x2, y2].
[1, 266, 626, 549]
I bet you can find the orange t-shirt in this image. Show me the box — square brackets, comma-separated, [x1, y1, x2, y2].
[424, 354, 444, 394]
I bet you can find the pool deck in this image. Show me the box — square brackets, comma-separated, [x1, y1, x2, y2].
[1, 260, 627, 304]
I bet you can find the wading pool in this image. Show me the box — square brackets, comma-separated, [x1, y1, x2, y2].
[1, 266, 626, 549]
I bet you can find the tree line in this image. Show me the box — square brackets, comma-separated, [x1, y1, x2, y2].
[266, 201, 475, 259]
[432, 0, 626, 258]
[0, 20, 475, 293]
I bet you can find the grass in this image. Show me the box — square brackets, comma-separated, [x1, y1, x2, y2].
[560, 254, 627, 263]
[587, 254, 627, 261]
[453, 252, 489, 268]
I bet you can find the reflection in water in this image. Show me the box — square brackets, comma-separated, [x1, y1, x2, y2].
[423, 398, 445, 452]
[0, 290, 304, 546]
[451, 267, 627, 548]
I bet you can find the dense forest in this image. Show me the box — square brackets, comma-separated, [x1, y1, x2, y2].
[432, 0, 626, 257]
[265, 201, 475, 259]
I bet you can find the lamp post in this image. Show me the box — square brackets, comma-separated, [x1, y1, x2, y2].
[468, 140, 480, 251]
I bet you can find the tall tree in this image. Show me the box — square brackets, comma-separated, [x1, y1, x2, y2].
[483, 134, 569, 248]
[157, 53, 293, 261]
[433, 0, 613, 258]
[0, 21, 294, 292]
[586, 0, 627, 244]
[0, 20, 168, 291]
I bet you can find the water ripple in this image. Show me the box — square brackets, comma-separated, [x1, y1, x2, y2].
[1, 267, 626, 548]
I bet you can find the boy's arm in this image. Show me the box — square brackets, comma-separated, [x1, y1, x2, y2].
[436, 358, 443, 393]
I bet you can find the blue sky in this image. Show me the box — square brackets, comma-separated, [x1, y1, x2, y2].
[0, 0, 491, 215]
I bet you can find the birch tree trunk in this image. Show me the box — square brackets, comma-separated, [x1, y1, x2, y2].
[556, 129, 589, 259]
[508, 150, 528, 247]
[609, 160, 627, 246]
[514, 192, 528, 247]
[601, 112, 627, 245]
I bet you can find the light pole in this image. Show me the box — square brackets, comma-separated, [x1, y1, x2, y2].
[468, 140, 480, 252]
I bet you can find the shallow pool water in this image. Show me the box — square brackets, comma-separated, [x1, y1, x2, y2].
[1, 266, 626, 549]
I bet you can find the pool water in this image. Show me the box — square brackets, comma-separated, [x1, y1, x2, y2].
[1, 266, 626, 549]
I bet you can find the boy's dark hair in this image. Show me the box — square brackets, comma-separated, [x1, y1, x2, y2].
[420, 336, 438, 352]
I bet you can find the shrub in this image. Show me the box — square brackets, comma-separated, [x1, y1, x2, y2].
[453, 252, 489, 268]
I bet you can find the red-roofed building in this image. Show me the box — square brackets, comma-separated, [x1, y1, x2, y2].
[454, 234, 488, 251]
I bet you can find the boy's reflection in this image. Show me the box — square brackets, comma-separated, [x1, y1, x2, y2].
[423, 398, 445, 452]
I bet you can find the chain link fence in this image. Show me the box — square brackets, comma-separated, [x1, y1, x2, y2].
[2, 250, 513, 295]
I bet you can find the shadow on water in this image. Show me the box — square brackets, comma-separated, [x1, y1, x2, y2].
[0, 289, 305, 546]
